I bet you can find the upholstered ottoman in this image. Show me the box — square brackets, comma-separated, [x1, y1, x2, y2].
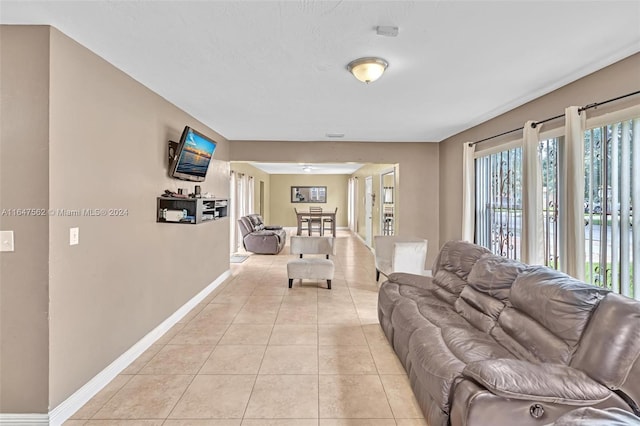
[287, 258, 334, 289]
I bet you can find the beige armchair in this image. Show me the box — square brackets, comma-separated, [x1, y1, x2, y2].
[374, 235, 428, 282]
[287, 236, 336, 289]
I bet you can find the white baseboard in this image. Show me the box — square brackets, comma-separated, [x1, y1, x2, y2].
[354, 231, 370, 248]
[48, 269, 231, 426]
[0, 414, 49, 425]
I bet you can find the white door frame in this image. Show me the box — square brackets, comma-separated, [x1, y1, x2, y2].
[379, 167, 395, 236]
[348, 177, 358, 232]
[365, 176, 373, 247]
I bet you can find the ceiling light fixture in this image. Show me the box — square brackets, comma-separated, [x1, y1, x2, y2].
[302, 165, 312, 173]
[347, 57, 388, 84]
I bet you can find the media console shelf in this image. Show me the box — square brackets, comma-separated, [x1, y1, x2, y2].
[157, 197, 228, 224]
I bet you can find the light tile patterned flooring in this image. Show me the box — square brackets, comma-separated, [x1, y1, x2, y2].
[65, 230, 426, 426]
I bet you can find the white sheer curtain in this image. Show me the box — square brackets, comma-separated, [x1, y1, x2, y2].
[229, 171, 239, 254]
[633, 119, 640, 299]
[521, 121, 544, 264]
[229, 172, 254, 254]
[247, 176, 255, 216]
[462, 142, 476, 242]
[559, 106, 586, 279]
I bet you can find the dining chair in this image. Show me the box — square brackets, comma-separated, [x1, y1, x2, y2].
[323, 207, 337, 236]
[309, 206, 323, 236]
[294, 208, 310, 236]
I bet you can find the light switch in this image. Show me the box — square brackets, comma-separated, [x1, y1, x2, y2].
[70, 227, 79, 246]
[0, 231, 14, 252]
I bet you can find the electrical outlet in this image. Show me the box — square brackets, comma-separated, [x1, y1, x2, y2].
[70, 227, 79, 246]
[0, 231, 14, 252]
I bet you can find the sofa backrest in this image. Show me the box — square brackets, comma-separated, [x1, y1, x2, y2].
[290, 236, 335, 256]
[571, 293, 640, 408]
[430, 240, 491, 305]
[238, 217, 253, 238]
[491, 267, 608, 365]
[246, 214, 265, 231]
[454, 254, 526, 333]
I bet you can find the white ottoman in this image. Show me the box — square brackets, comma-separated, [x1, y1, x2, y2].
[287, 258, 335, 289]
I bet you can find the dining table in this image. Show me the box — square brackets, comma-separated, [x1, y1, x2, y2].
[295, 209, 336, 236]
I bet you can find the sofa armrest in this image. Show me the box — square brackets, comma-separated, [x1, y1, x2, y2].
[387, 272, 434, 288]
[249, 230, 280, 240]
[463, 359, 611, 405]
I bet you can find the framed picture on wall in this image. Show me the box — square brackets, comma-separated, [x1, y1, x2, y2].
[291, 186, 327, 203]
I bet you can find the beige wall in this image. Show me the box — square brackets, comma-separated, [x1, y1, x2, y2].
[47, 27, 231, 408]
[269, 174, 349, 227]
[230, 142, 440, 266]
[230, 162, 271, 223]
[0, 26, 232, 411]
[0, 26, 50, 413]
[438, 53, 640, 245]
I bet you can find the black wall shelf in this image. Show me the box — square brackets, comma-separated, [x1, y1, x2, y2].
[157, 197, 228, 224]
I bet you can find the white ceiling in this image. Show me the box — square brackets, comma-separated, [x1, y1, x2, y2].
[2, 1, 639, 142]
[248, 162, 364, 174]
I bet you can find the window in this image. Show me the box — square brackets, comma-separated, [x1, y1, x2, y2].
[475, 147, 523, 260]
[468, 104, 639, 298]
[583, 118, 638, 297]
[540, 138, 560, 269]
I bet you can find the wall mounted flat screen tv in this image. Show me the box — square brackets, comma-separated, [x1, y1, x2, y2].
[170, 126, 217, 182]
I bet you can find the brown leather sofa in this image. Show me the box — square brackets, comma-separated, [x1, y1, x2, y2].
[237, 214, 286, 254]
[378, 240, 640, 426]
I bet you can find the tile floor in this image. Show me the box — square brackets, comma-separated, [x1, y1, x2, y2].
[65, 230, 427, 426]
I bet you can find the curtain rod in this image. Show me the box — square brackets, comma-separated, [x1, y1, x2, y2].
[468, 89, 640, 147]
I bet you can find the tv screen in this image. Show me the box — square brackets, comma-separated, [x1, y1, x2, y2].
[170, 126, 217, 182]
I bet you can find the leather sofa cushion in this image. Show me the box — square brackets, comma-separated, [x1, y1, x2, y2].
[378, 281, 404, 321]
[406, 326, 514, 415]
[467, 254, 527, 301]
[238, 216, 253, 236]
[380, 274, 456, 318]
[432, 240, 491, 279]
[455, 286, 505, 333]
[432, 270, 468, 298]
[498, 307, 572, 364]
[408, 327, 466, 414]
[511, 267, 608, 348]
[463, 359, 611, 405]
[247, 214, 262, 228]
[416, 301, 470, 329]
[453, 254, 524, 334]
[429, 241, 491, 302]
[388, 272, 433, 290]
[440, 326, 514, 364]
[390, 299, 439, 368]
[571, 293, 640, 392]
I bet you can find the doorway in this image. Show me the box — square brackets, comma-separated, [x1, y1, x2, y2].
[380, 168, 395, 236]
[365, 176, 373, 246]
[348, 177, 358, 232]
